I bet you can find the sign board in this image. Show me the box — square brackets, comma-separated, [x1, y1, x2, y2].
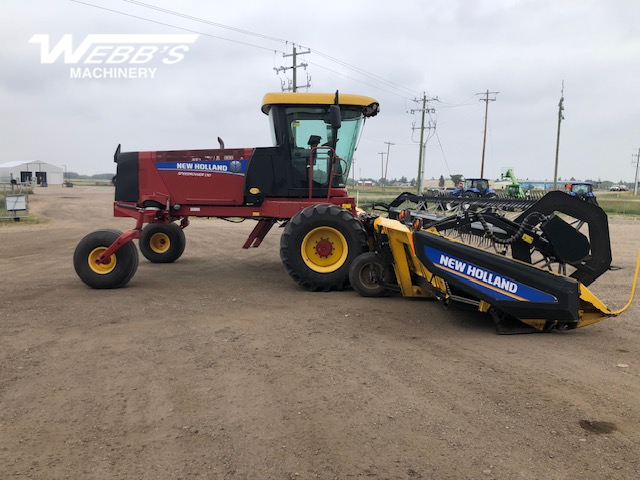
[5, 195, 27, 211]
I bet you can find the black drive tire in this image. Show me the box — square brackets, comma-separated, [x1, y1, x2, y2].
[73, 229, 139, 289]
[349, 252, 394, 297]
[139, 223, 186, 263]
[280, 204, 368, 291]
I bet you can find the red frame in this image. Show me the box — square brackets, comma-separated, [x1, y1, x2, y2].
[97, 147, 356, 265]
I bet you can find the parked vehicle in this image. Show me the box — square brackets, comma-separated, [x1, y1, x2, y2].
[566, 182, 598, 205]
[501, 168, 525, 198]
[610, 184, 628, 192]
[451, 178, 496, 198]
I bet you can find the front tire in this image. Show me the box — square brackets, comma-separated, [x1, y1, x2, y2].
[139, 223, 186, 263]
[73, 229, 139, 289]
[280, 204, 368, 291]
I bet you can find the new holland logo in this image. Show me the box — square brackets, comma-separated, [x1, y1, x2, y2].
[423, 246, 558, 303]
[229, 160, 242, 173]
[439, 254, 519, 293]
[155, 160, 248, 176]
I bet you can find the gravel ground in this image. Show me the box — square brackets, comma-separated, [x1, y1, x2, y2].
[1, 186, 639, 479]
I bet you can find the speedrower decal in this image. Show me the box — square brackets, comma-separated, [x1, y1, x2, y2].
[423, 246, 558, 303]
[156, 159, 248, 176]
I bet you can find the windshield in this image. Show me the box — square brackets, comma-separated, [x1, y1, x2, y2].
[466, 179, 489, 190]
[281, 106, 363, 187]
[571, 184, 591, 194]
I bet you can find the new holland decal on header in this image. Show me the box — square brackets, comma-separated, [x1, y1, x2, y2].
[423, 246, 558, 303]
[439, 254, 518, 293]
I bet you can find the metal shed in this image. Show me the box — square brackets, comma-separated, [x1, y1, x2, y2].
[0, 160, 64, 185]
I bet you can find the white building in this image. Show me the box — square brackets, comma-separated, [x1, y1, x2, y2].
[0, 161, 64, 185]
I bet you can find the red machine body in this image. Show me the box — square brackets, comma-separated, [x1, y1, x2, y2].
[74, 92, 380, 291]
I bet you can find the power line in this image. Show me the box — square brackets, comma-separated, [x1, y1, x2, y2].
[434, 130, 452, 178]
[73, 0, 492, 109]
[304, 59, 414, 99]
[311, 50, 422, 98]
[91, 0, 421, 98]
[71, 0, 281, 53]
[434, 95, 479, 108]
[121, 0, 289, 44]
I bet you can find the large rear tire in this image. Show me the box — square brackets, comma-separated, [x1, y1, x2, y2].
[139, 223, 186, 263]
[73, 229, 139, 289]
[280, 204, 368, 291]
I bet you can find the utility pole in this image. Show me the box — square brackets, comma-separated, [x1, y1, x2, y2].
[633, 148, 640, 196]
[379, 151, 386, 190]
[383, 141, 394, 194]
[477, 90, 498, 178]
[553, 82, 565, 190]
[351, 157, 356, 189]
[411, 93, 437, 194]
[274, 44, 310, 92]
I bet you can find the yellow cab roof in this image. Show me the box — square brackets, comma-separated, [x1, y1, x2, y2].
[261, 92, 379, 115]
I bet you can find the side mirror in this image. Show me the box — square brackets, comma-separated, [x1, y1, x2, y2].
[329, 105, 341, 130]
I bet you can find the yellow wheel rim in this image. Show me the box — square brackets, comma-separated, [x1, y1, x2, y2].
[149, 232, 171, 254]
[88, 247, 116, 274]
[301, 226, 348, 273]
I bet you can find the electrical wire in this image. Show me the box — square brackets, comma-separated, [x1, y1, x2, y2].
[111, 0, 421, 99]
[434, 130, 452, 177]
[73, 0, 488, 108]
[304, 59, 412, 100]
[311, 50, 422, 98]
[121, 0, 289, 44]
[70, 0, 282, 53]
[121, 0, 422, 98]
[434, 94, 479, 108]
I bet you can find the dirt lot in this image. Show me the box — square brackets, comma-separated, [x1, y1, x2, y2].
[1, 186, 640, 479]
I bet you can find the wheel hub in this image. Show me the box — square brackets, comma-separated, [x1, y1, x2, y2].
[314, 238, 334, 258]
[150, 232, 171, 254]
[88, 247, 116, 274]
[300, 226, 349, 273]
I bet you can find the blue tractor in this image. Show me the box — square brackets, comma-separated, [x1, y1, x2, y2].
[452, 178, 496, 198]
[566, 182, 598, 205]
